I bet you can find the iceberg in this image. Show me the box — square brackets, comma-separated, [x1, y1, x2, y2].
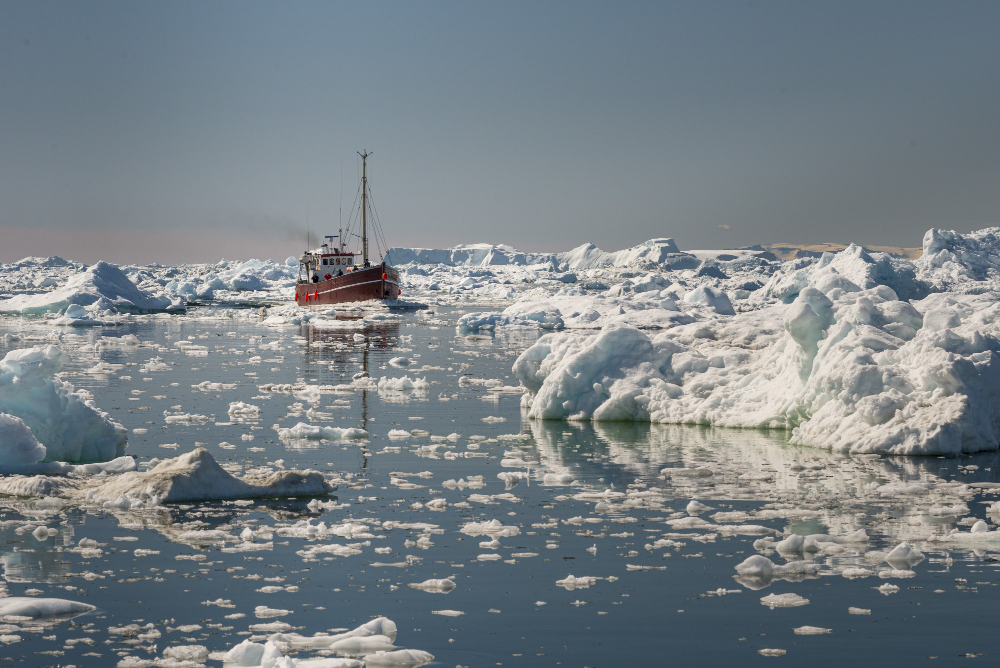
[0, 345, 127, 464]
[514, 284, 1000, 455]
[0, 261, 170, 314]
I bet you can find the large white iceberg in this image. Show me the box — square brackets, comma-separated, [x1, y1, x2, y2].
[514, 284, 1000, 455]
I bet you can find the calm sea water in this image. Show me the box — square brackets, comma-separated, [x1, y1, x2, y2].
[0, 307, 998, 666]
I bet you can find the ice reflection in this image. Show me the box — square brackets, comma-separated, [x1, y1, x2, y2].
[524, 419, 999, 556]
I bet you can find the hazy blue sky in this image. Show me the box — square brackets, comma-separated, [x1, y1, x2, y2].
[2, 1, 999, 263]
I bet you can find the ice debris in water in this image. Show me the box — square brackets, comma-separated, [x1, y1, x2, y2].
[221, 617, 433, 667]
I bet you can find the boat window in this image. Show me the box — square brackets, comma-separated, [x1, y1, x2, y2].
[322, 259, 328, 265]
[347, 258, 353, 265]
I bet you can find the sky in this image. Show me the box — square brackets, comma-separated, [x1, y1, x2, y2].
[1, 0, 999, 264]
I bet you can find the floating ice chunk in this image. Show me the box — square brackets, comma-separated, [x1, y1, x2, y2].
[331, 634, 397, 655]
[760, 593, 809, 608]
[163, 645, 208, 663]
[389, 357, 413, 367]
[0, 346, 127, 464]
[793, 626, 832, 635]
[735, 555, 820, 579]
[555, 575, 597, 590]
[378, 376, 430, 392]
[0, 597, 94, 620]
[686, 500, 712, 515]
[407, 578, 456, 593]
[387, 429, 411, 439]
[86, 447, 332, 503]
[164, 412, 210, 424]
[541, 469, 575, 486]
[460, 520, 520, 538]
[431, 610, 464, 616]
[848, 607, 871, 615]
[362, 649, 434, 666]
[228, 402, 262, 417]
[885, 542, 924, 567]
[276, 423, 369, 441]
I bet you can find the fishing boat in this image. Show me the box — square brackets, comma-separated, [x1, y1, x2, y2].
[295, 151, 401, 305]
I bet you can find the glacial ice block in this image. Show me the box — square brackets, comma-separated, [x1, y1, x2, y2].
[0, 345, 127, 463]
[514, 286, 1000, 455]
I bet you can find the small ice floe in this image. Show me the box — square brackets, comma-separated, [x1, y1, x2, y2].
[760, 593, 809, 609]
[497, 471, 528, 489]
[877, 583, 900, 595]
[556, 575, 598, 590]
[758, 648, 787, 657]
[793, 626, 832, 635]
[734, 555, 820, 589]
[407, 578, 456, 593]
[164, 412, 210, 424]
[686, 499, 712, 514]
[228, 401, 261, 417]
[929, 520, 1000, 547]
[0, 597, 94, 620]
[848, 607, 871, 615]
[431, 609, 464, 617]
[389, 357, 413, 367]
[363, 649, 435, 667]
[192, 380, 236, 391]
[276, 422, 369, 441]
[841, 567, 874, 579]
[84, 447, 333, 504]
[49, 303, 106, 326]
[884, 541, 924, 568]
[773, 529, 868, 554]
[461, 519, 520, 537]
[541, 469, 576, 486]
[388, 429, 412, 439]
[377, 376, 429, 392]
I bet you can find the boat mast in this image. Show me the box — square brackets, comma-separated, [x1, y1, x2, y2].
[358, 150, 371, 266]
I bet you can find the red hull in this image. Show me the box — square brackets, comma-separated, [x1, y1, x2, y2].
[295, 264, 401, 306]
